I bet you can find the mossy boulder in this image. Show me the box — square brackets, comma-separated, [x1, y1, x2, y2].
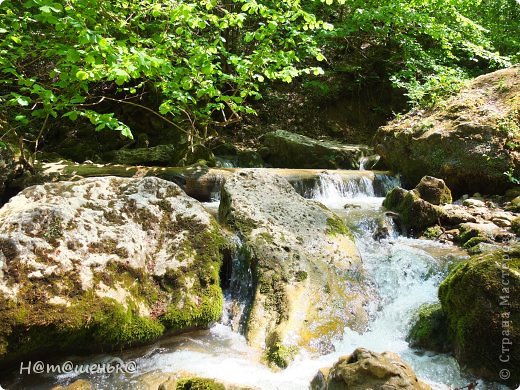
[0, 177, 227, 364]
[310, 348, 431, 390]
[407, 303, 450, 352]
[260, 130, 373, 169]
[414, 176, 452, 205]
[137, 372, 256, 390]
[219, 171, 370, 367]
[375, 66, 520, 195]
[382, 187, 442, 233]
[104, 144, 183, 166]
[438, 246, 520, 386]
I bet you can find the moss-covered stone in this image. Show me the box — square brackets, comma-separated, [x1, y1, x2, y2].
[105, 144, 182, 166]
[260, 129, 373, 169]
[265, 340, 298, 369]
[408, 303, 450, 352]
[414, 176, 452, 205]
[438, 245, 520, 386]
[375, 67, 520, 196]
[511, 216, 520, 235]
[0, 177, 228, 364]
[175, 377, 226, 390]
[382, 187, 441, 233]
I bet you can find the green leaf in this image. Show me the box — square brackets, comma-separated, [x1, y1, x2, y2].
[75, 70, 89, 81]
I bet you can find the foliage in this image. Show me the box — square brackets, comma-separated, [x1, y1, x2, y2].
[0, 0, 329, 155]
[314, 0, 518, 107]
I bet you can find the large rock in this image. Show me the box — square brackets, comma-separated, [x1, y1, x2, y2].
[0, 145, 16, 199]
[310, 348, 431, 390]
[375, 67, 520, 195]
[104, 144, 182, 166]
[0, 177, 226, 363]
[137, 372, 257, 390]
[260, 130, 373, 169]
[438, 246, 520, 386]
[382, 187, 442, 233]
[413, 176, 452, 205]
[219, 171, 369, 367]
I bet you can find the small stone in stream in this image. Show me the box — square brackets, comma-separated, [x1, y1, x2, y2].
[463, 198, 486, 208]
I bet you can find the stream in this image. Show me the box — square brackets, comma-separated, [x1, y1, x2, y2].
[4, 170, 501, 389]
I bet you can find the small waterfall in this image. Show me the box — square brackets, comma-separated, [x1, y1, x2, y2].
[215, 157, 237, 168]
[359, 155, 381, 170]
[311, 172, 375, 200]
[209, 174, 226, 202]
[220, 235, 254, 334]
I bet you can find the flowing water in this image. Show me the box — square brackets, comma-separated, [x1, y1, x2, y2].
[5, 171, 505, 389]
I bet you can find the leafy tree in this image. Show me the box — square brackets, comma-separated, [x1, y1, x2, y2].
[0, 0, 329, 160]
[313, 0, 517, 107]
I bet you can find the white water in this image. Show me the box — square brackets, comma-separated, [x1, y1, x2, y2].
[10, 172, 502, 389]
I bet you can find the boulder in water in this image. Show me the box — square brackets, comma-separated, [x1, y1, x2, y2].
[408, 303, 450, 352]
[438, 245, 520, 386]
[260, 130, 373, 169]
[382, 187, 442, 233]
[375, 66, 520, 195]
[219, 170, 370, 367]
[0, 176, 227, 363]
[310, 348, 431, 390]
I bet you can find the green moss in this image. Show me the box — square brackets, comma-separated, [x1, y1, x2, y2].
[511, 216, 520, 235]
[408, 303, 449, 352]
[42, 215, 64, 246]
[159, 219, 225, 331]
[265, 341, 298, 369]
[326, 215, 354, 240]
[423, 225, 443, 240]
[176, 377, 225, 390]
[295, 270, 308, 282]
[462, 235, 490, 248]
[438, 246, 520, 384]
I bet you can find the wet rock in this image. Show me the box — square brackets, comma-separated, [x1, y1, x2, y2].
[310, 348, 431, 390]
[105, 144, 182, 166]
[219, 171, 369, 367]
[260, 130, 373, 169]
[414, 176, 452, 205]
[457, 222, 512, 248]
[375, 66, 519, 195]
[382, 187, 442, 232]
[408, 303, 450, 352]
[0, 177, 227, 363]
[438, 245, 520, 386]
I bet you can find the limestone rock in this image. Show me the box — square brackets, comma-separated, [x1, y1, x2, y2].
[0, 176, 226, 362]
[414, 176, 452, 205]
[219, 170, 370, 367]
[310, 348, 431, 390]
[375, 66, 520, 195]
[439, 246, 520, 386]
[260, 130, 373, 169]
